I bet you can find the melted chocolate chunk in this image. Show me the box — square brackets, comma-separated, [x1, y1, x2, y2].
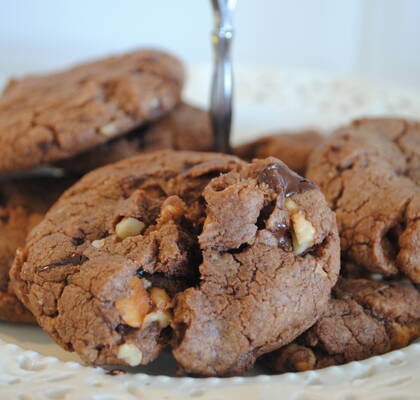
[71, 236, 85, 246]
[272, 222, 292, 251]
[258, 163, 316, 197]
[136, 268, 147, 278]
[116, 324, 133, 335]
[38, 253, 89, 273]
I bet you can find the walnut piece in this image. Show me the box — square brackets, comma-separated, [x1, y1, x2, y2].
[115, 278, 150, 328]
[92, 239, 105, 249]
[285, 198, 315, 255]
[100, 122, 119, 137]
[150, 287, 171, 310]
[115, 217, 145, 239]
[117, 343, 143, 366]
[143, 287, 173, 329]
[159, 196, 186, 222]
[143, 309, 172, 329]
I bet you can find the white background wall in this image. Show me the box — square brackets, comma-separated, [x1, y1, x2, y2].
[0, 0, 419, 89]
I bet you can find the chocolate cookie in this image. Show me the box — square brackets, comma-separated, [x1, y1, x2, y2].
[235, 130, 323, 175]
[57, 103, 212, 174]
[10, 150, 242, 366]
[11, 151, 339, 376]
[307, 118, 420, 283]
[0, 49, 184, 173]
[0, 177, 72, 322]
[265, 278, 420, 372]
[172, 157, 340, 376]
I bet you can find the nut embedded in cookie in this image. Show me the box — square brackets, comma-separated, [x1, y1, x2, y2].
[172, 157, 340, 376]
[285, 198, 315, 254]
[0, 49, 185, 173]
[307, 118, 420, 283]
[264, 277, 420, 372]
[115, 217, 146, 239]
[10, 151, 339, 376]
[10, 150, 243, 368]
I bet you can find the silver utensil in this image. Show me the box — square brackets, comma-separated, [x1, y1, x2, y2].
[210, 0, 236, 153]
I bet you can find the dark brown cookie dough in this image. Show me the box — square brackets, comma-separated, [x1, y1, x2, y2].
[172, 157, 340, 376]
[0, 177, 72, 322]
[307, 118, 420, 283]
[265, 278, 420, 372]
[235, 130, 323, 175]
[56, 103, 212, 174]
[11, 150, 243, 366]
[0, 49, 184, 173]
[11, 151, 340, 376]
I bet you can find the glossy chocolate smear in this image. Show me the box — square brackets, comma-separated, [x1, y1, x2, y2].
[258, 163, 316, 197]
[272, 222, 292, 251]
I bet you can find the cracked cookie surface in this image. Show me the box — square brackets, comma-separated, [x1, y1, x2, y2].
[307, 118, 420, 282]
[10, 152, 339, 375]
[172, 157, 340, 376]
[235, 130, 323, 175]
[0, 49, 184, 173]
[56, 103, 212, 174]
[0, 177, 72, 322]
[10, 150, 242, 366]
[265, 278, 420, 372]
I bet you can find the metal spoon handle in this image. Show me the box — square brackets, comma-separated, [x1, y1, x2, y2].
[210, 0, 236, 153]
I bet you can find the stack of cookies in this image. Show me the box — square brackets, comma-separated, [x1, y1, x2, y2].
[241, 119, 420, 373]
[1, 50, 419, 377]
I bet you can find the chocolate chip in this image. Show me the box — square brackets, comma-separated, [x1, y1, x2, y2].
[38, 253, 89, 273]
[272, 222, 292, 251]
[71, 236, 85, 246]
[136, 268, 147, 278]
[258, 163, 316, 198]
[106, 368, 127, 376]
[116, 324, 133, 335]
[0, 211, 10, 224]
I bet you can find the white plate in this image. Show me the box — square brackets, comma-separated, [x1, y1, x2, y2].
[1, 66, 420, 400]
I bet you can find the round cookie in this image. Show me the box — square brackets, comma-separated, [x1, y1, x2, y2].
[265, 278, 420, 372]
[307, 118, 420, 283]
[0, 49, 184, 173]
[56, 103, 212, 174]
[11, 151, 340, 376]
[235, 130, 323, 175]
[0, 177, 72, 322]
[11, 150, 243, 366]
[172, 157, 340, 376]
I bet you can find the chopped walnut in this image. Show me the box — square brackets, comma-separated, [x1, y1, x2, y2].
[92, 239, 105, 249]
[159, 196, 186, 222]
[143, 310, 172, 329]
[285, 198, 315, 255]
[115, 217, 145, 239]
[115, 278, 151, 328]
[150, 287, 171, 310]
[117, 343, 143, 366]
[100, 122, 119, 137]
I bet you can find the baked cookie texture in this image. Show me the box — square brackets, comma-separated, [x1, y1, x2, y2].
[0, 178, 72, 322]
[172, 157, 339, 376]
[307, 118, 420, 283]
[265, 278, 420, 373]
[11, 151, 243, 367]
[0, 49, 184, 173]
[56, 103, 212, 174]
[235, 130, 323, 175]
[10, 151, 339, 376]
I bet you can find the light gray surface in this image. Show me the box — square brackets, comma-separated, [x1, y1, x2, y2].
[1, 1, 420, 88]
